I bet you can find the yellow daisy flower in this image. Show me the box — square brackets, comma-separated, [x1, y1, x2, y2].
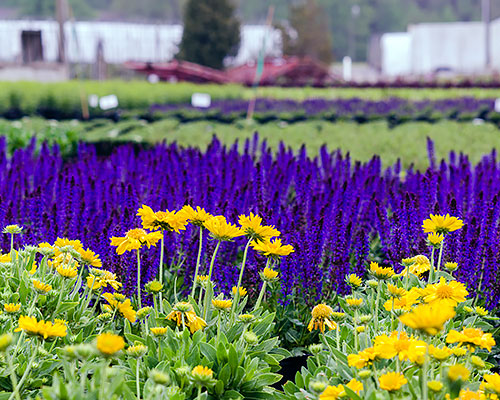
[96, 332, 124, 356]
[238, 212, 280, 241]
[399, 303, 455, 335]
[307, 304, 336, 333]
[110, 228, 163, 255]
[422, 214, 464, 234]
[379, 372, 407, 392]
[203, 216, 244, 241]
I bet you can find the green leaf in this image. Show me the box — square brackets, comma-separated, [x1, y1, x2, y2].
[200, 342, 217, 362]
[58, 301, 79, 313]
[228, 345, 238, 374]
[219, 364, 231, 385]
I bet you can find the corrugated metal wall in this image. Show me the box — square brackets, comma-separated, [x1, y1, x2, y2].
[0, 20, 281, 65]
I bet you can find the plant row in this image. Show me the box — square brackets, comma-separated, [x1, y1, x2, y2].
[149, 97, 500, 126]
[1, 81, 500, 121]
[0, 211, 498, 399]
[1, 135, 500, 313]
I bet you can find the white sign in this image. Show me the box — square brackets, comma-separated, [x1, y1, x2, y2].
[495, 98, 500, 113]
[99, 95, 119, 110]
[88, 94, 99, 108]
[191, 93, 211, 108]
[342, 56, 352, 82]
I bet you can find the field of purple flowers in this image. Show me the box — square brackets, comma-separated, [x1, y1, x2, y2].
[1, 135, 499, 308]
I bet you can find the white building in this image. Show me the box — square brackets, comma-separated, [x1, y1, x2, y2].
[0, 20, 281, 65]
[379, 18, 500, 77]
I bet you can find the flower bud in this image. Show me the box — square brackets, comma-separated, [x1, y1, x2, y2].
[470, 355, 485, 369]
[137, 307, 153, 319]
[0, 334, 13, 352]
[427, 381, 443, 392]
[309, 381, 327, 394]
[126, 344, 148, 358]
[150, 369, 170, 386]
[366, 279, 378, 289]
[444, 262, 458, 272]
[358, 370, 371, 379]
[308, 343, 323, 355]
[243, 331, 259, 345]
[3, 225, 23, 234]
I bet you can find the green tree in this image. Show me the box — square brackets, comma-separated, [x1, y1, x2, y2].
[177, 0, 240, 69]
[280, 0, 334, 64]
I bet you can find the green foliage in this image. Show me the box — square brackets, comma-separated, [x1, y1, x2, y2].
[279, 0, 333, 64]
[178, 0, 241, 69]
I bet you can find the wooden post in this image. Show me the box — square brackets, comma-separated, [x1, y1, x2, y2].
[56, 0, 67, 64]
[246, 6, 274, 122]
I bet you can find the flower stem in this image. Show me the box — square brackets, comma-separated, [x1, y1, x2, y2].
[158, 233, 165, 313]
[137, 249, 142, 309]
[10, 233, 14, 253]
[203, 240, 221, 319]
[254, 259, 270, 312]
[231, 238, 253, 322]
[435, 241, 445, 282]
[136, 358, 141, 400]
[422, 352, 429, 400]
[6, 351, 21, 400]
[429, 247, 435, 283]
[374, 282, 382, 333]
[99, 360, 109, 400]
[8, 342, 38, 400]
[191, 227, 203, 298]
[216, 312, 222, 342]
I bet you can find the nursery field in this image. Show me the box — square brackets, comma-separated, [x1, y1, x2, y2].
[0, 82, 500, 400]
[2, 117, 500, 169]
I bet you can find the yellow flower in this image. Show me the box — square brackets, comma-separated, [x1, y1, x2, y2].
[137, 205, 188, 233]
[78, 248, 102, 267]
[145, 280, 164, 293]
[53, 238, 84, 254]
[374, 331, 426, 363]
[251, 238, 294, 258]
[422, 214, 464, 234]
[448, 364, 470, 382]
[345, 378, 363, 395]
[56, 264, 78, 279]
[3, 303, 21, 313]
[319, 385, 344, 400]
[445, 262, 459, 271]
[150, 327, 168, 336]
[102, 293, 137, 323]
[232, 286, 247, 297]
[427, 381, 443, 392]
[345, 297, 363, 308]
[48, 253, 79, 270]
[33, 279, 52, 294]
[384, 288, 421, 311]
[96, 333, 124, 356]
[212, 299, 232, 311]
[429, 344, 452, 361]
[0, 253, 11, 263]
[427, 233, 444, 246]
[421, 277, 468, 307]
[401, 255, 431, 277]
[110, 228, 163, 255]
[238, 212, 280, 241]
[346, 274, 362, 287]
[308, 304, 336, 333]
[203, 216, 244, 241]
[348, 347, 380, 369]
[260, 267, 279, 281]
[446, 328, 496, 352]
[191, 365, 214, 386]
[196, 275, 209, 283]
[369, 262, 395, 280]
[15, 315, 67, 340]
[356, 326, 365, 333]
[379, 372, 407, 392]
[470, 355, 486, 369]
[180, 205, 212, 227]
[399, 303, 455, 335]
[482, 373, 500, 395]
[456, 389, 483, 400]
[86, 270, 122, 291]
[387, 283, 406, 299]
[475, 306, 488, 317]
[3, 224, 23, 234]
[452, 346, 468, 357]
[166, 302, 207, 333]
[126, 344, 148, 358]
